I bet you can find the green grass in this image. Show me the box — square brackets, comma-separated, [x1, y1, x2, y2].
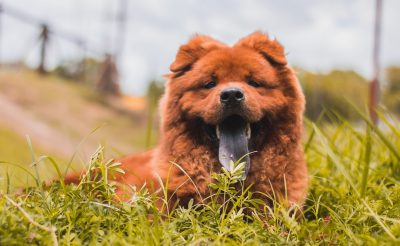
[0, 126, 67, 188]
[0, 112, 400, 245]
[0, 125, 36, 165]
[0, 68, 158, 189]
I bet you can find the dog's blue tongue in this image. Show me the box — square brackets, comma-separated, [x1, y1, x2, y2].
[217, 117, 250, 180]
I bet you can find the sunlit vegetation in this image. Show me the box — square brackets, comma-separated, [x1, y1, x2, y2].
[1, 111, 399, 245]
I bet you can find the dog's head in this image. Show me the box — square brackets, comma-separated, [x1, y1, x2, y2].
[163, 32, 304, 179]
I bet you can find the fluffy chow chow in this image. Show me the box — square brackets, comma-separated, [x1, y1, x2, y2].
[115, 32, 308, 208]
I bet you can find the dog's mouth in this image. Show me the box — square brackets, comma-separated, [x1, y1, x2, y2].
[212, 115, 252, 180]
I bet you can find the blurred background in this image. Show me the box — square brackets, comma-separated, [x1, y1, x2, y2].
[0, 0, 399, 186]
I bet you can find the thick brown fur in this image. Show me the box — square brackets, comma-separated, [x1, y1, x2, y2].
[68, 32, 308, 208]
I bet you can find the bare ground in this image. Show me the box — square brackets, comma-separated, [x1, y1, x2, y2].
[0, 68, 155, 168]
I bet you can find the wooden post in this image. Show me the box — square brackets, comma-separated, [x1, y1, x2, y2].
[369, 0, 383, 124]
[0, 3, 3, 67]
[38, 23, 49, 74]
[115, 0, 127, 60]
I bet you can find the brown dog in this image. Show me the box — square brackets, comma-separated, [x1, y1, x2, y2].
[113, 32, 308, 208]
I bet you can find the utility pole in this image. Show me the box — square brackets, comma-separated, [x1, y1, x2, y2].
[369, 0, 383, 124]
[0, 2, 3, 67]
[115, 0, 127, 60]
[95, 0, 127, 96]
[38, 23, 49, 74]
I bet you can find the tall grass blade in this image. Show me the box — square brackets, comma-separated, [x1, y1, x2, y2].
[360, 126, 372, 198]
[145, 92, 156, 149]
[63, 124, 105, 176]
[348, 102, 400, 160]
[26, 135, 41, 188]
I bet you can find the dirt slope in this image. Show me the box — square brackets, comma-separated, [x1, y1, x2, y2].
[0, 68, 155, 182]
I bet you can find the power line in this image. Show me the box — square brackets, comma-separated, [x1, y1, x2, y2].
[1, 3, 104, 56]
[0, 2, 122, 94]
[1, 2, 43, 26]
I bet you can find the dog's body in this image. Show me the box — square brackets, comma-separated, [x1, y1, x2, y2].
[110, 32, 308, 208]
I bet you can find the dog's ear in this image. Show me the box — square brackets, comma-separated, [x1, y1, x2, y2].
[235, 31, 287, 66]
[170, 34, 225, 74]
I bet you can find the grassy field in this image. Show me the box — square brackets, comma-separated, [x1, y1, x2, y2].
[0, 67, 399, 245]
[0, 109, 399, 245]
[0, 68, 157, 188]
[0, 68, 156, 154]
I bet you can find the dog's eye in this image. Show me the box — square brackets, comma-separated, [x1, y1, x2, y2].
[204, 80, 217, 89]
[248, 80, 261, 88]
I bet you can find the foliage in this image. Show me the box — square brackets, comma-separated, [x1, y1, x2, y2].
[297, 68, 369, 120]
[147, 79, 165, 106]
[53, 57, 102, 85]
[386, 66, 400, 92]
[384, 66, 400, 114]
[1, 111, 400, 245]
[145, 79, 165, 148]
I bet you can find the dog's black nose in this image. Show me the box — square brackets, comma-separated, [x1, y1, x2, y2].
[220, 87, 244, 104]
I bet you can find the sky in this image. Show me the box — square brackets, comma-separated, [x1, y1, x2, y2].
[1, 0, 399, 95]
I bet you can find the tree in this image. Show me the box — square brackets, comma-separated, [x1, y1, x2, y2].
[296, 68, 368, 121]
[53, 57, 102, 84]
[386, 66, 400, 92]
[384, 66, 400, 114]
